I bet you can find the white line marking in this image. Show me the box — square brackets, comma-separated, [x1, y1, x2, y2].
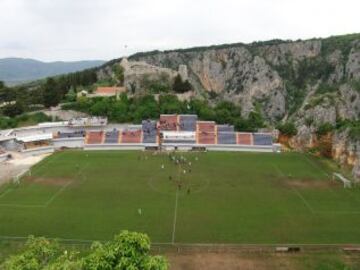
[44, 181, 72, 207]
[273, 165, 315, 214]
[303, 155, 329, 177]
[172, 188, 179, 244]
[291, 186, 315, 214]
[0, 188, 13, 199]
[0, 162, 89, 208]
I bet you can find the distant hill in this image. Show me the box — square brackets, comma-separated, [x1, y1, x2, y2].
[0, 58, 105, 85]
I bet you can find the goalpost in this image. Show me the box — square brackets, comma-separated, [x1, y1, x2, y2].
[12, 169, 31, 185]
[332, 173, 352, 188]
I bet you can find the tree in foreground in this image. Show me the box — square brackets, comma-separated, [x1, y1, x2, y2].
[1, 231, 168, 270]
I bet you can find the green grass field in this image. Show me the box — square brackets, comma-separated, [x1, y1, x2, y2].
[0, 150, 360, 244]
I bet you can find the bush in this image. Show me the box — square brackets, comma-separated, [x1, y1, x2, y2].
[315, 83, 338, 95]
[316, 123, 334, 136]
[277, 122, 298, 136]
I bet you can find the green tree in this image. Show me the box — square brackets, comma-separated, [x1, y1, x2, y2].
[159, 95, 184, 114]
[43, 78, 61, 108]
[1, 236, 61, 270]
[65, 87, 77, 102]
[2, 102, 25, 117]
[90, 99, 111, 116]
[2, 232, 168, 270]
[172, 75, 192, 93]
[112, 65, 125, 85]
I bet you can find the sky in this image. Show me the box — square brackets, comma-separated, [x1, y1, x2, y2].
[0, 0, 359, 62]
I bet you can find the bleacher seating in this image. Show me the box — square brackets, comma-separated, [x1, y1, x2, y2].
[217, 124, 234, 132]
[179, 115, 197, 131]
[217, 132, 237, 144]
[57, 131, 86, 138]
[121, 130, 142, 143]
[198, 131, 216, 144]
[142, 120, 157, 144]
[237, 133, 252, 145]
[87, 131, 104, 144]
[253, 133, 273, 146]
[197, 121, 215, 133]
[78, 114, 274, 148]
[104, 130, 119, 144]
[159, 115, 178, 131]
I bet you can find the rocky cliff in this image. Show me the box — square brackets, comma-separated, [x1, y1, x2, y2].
[104, 34, 360, 179]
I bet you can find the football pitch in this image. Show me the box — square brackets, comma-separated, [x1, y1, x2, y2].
[0, 150, 360, 245]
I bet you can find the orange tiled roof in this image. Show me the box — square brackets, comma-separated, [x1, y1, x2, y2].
[96, 87, 125, 95]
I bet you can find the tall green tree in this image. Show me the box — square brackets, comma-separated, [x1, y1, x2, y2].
[43, 78, 61, 108]
[2, 231, 168, 270]
[172, 75, 192, 93]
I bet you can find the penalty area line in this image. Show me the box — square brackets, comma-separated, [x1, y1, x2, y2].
[273, 165, 315, 214]
[44, 181, 72, 207]
[0, 188, 13, 199]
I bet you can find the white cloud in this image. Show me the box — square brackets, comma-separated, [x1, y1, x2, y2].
[0, 0, 359, 61]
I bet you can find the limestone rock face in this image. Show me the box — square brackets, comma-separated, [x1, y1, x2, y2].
[119, 58, 178, 94]
[100, 35, 360, 179]
[353, 160, 360, 182]
[178, 65, 188, 81]
[333, 130, 360, 181]
[259, 40, 322, 66]
[346, 40, 360, 80]
[305, 101, 337, 127]
[337, 84, 360, 120]
[132, 47, 286, 121]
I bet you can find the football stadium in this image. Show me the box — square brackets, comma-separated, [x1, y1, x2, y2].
[0, 115, 359, 246]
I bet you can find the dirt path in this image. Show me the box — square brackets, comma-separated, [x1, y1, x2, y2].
[0, 153, 51, 186]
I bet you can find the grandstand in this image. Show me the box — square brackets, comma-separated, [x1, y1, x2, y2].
[69, 115, 275, 151]
[0, 115, 277, 153]
[253, 133, 273, 146]
[179, 114, 197, 131]
[104, 129, 120, 144]
[55, 131, 86, 139]
[86, 131, 104, 144]
[159, 114, 178, 131]
[218, 132, 237, 145]
[120, 129, 142, 144]
[197, 121, 216, 144]
[237, 133, 253, 145]
[142, 120, 157, 144]
[217, 124, 235, 132]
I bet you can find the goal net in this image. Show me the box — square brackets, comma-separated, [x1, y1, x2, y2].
[12, 169, 31, 185]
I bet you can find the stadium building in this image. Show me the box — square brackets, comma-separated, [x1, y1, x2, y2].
[0, 115, 279, 158]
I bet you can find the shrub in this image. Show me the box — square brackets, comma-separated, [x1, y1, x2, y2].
[277, 122, 298, 136]
[316, 123, 334, 136]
